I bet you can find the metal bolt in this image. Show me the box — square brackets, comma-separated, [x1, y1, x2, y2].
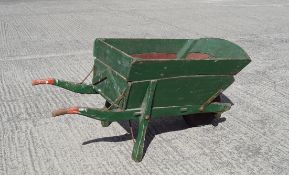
[144, 115, 150, 120]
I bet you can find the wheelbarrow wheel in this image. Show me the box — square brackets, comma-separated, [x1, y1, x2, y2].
[183, 95, 224, 127]
[101, 101, 113, 127]
[183, 113, 218, 127]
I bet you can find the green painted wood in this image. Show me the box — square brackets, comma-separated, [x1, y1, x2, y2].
[132, 80, 157, 162]
[126, 75, 234, 109]
[128, 59, 250, 81]
[92, 59, 128, 106]
[93, 38, 251, 81]
[92, 38, 250, 106]
[102, 38, 249, 60]
[65, 102, 231, 122]
[79, 108, 137, 121]
[54, 79, 97, 94]
[93, 39, 133, 78]
[103, 38, 187, 55]
[125, 81, 149, 109]
[151, 102, 231, 118]
[176, 40, 196, 59]
[153, 75, 233, 107]
[189, 38, 249, 59]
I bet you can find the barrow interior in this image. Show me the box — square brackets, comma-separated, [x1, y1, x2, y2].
[102, 38, 249, 60]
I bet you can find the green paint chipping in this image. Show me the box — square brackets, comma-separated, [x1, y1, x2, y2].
[132, 80, 157, 162]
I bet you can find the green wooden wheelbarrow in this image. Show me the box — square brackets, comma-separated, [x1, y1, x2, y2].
[32, 38, 250, 162]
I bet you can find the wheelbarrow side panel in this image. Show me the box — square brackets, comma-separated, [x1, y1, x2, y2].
[128, 59, 250, 81]
[154, 75, 234, 107]
[103, 38, 188, 54]
[125, 75, 234, 109]
[189, 38, 250, 59]
[103, 38, 249, 59]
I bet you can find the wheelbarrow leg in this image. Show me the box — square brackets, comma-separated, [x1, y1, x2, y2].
[32, 78, 98, 94]
[132, 80, 157, 162]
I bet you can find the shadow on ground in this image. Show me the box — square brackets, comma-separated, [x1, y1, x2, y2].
[82, 94, 233, 156]
[82, 116, 226, 153]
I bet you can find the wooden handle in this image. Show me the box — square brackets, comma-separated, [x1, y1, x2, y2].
[32, 78, 55, 86]
[52, 107, 80, 117]
[52, 108, 68, 117]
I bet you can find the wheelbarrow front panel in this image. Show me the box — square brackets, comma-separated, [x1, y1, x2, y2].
[92, 58, 128, 107]
[93, 39, 133, 78]
[125, 75, 234, 109]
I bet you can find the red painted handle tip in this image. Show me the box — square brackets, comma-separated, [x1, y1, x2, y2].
[52, 107, 80, 117]
[32, 78, 55, 86]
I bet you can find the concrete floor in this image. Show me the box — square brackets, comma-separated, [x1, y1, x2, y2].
[1, 0, 289, 174]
